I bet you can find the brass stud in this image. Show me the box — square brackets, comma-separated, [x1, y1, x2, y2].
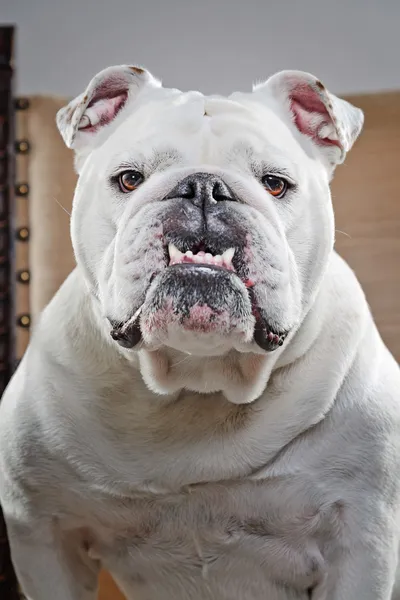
[15, 183, 29, 196]
[15, 98, 30, 110]
[17, 314, 31, 328]
[17, 269, 30, 283]
[16, 227, 30, 241]
[15, 140, 30, 154]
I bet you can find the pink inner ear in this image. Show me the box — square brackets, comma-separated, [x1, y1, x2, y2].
[290, 83, 340, 148]
[79, 79, 128, 132]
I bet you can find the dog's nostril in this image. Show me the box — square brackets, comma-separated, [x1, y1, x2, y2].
[179, 181, 196, 200]
[165, 180, 196, 200]
[212, 180, 235, 202]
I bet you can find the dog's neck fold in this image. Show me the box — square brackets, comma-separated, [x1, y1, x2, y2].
[137, 348, 277, 404]
[134, 294, 325, 404]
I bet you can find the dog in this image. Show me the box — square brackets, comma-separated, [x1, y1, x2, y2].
[1, 64, 400, 599]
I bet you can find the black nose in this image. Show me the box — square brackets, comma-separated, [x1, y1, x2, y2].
[165, 173, 236, 208]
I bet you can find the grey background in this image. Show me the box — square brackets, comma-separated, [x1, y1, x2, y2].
[2, 0, 400, 97]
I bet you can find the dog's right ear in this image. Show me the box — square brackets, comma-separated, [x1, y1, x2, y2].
[56, 65, 160, 169]
[253, 71, 363, 175]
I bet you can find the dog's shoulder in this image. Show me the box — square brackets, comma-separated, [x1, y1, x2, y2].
[0, 269, 112, 480]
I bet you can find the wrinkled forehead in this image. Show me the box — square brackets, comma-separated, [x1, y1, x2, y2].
[99, 87, 304, 172]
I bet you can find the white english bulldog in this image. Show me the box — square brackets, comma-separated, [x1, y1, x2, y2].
[1, 65, 400, 600]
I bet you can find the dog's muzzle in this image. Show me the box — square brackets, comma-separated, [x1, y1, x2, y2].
[110, 173, 288, 353]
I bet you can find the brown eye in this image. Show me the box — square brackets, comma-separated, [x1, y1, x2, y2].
[262, 175, 288, 199]
[118, 170, 144, 192]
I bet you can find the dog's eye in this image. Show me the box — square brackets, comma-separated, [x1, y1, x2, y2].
[118, 170, 144, 193]
[262, 175, 288, 199]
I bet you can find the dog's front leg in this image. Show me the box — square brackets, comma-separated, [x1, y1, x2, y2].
[314, 503, 398, 600]
[6, 517, 100, 600]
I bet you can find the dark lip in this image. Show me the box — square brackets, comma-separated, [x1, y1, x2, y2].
[110, 316, 142, 348]
[167, 262, 236, 274]
[247, 287, 287, 351]
[166, 260, 255, 294]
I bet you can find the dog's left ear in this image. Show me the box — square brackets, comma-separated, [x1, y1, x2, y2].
[253, 71, 363, 172]
[56, 65, 160, 170]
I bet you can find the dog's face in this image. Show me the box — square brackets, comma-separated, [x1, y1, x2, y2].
[57, 66, 363, 399]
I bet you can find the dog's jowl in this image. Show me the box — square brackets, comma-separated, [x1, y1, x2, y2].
[1, 65, 400, 600]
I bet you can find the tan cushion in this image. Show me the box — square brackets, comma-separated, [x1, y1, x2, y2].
[26, 96, 77, 319]
[333, 92, 400, 361]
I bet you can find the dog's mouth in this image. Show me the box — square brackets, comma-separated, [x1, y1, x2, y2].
[110, 238, 288, 353]
[167, 243, 236, 272]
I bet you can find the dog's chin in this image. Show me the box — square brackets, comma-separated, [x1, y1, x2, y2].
[139, 264, 254, 355]
[110, 263, 289, 356]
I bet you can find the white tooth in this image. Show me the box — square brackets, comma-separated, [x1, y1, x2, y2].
[185, 250, 193, 257]
[205, 253, 213, 262]
[168, 243, 183, 263]
[222, 248, 235, 263]
[215, 255, 223, 264]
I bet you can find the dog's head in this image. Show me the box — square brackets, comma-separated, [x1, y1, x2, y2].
[57, 65, 363, 402]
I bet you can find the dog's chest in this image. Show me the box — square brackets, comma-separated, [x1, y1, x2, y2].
[87, 383, 318, 488]
[85, 484, 310, 600]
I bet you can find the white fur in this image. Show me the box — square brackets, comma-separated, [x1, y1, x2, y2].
[0, 67, 399, 600]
